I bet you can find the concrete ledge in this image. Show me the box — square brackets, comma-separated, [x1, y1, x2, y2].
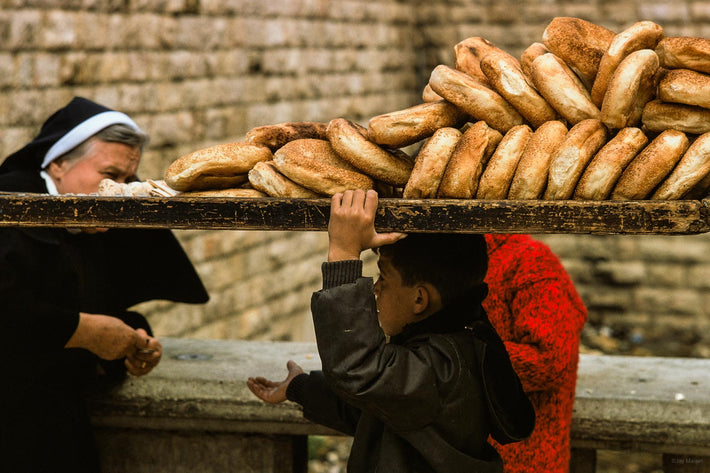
[573, 354, 710, 455]
[91, 338, 336, 436]
[90, 338, 710, 467]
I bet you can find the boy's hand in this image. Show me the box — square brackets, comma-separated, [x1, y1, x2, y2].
[328, 189, 407, 261]
[247, 360, 304, 404]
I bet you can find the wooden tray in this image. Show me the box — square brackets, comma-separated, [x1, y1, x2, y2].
[2, 193, 709, 234]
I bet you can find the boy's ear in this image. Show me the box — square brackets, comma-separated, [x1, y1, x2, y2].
[413, 283, 442, 317]
[413, 285, 430, 316]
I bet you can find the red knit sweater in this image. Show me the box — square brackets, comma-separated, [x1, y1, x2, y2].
[484, 234, 587, 473]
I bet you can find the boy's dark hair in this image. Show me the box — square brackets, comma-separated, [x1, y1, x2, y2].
[376, 233, 488, 305]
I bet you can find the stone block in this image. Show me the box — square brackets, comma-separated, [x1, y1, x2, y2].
[578, 286, 635, 312]
[147, 112, 198, 147]
[634, 288, 703, 316]
[595, 260, 647, 286]
[6, 10, 42, 51]
[637, 235, 710, 263]
[40, 10, 78, 49]
[646, 263, 688, 288]
[638, 2, 690, 23]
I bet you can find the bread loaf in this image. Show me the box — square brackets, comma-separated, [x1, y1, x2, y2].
[658, 68, 710, 109]
[600, 49, 660, 130]
[655, 37, 710, 74]
[574, 127, 648, 200]
[520, 42, 550, 78]
[428, 64, 525, 133]
[248, 160, 321, 198]
[476, 125, 534, 200]
[545, 119, 608, 200]
[367, 100, 468, 148]
[642, 99, 710, 135]
[422, 84, 443, 102]
[164, 143, 272, 192]
[591, 21, 664, 107]
[508, 120, 568, 199]
[403, 127, 462, 199]
[178, 188, 267, 198]
[652, 131, 710, 199]
[611, 129, 690, 200]
[438, 121, 503, 198]
[326, 118, 413, 186]
[245, 122, 328, 151]
[542, 17, 616, 87]
[480, 50, 558, 128]
[453, 37, 504, 84]
[530, 53, 601, 125]
[273, 139, 374, 195]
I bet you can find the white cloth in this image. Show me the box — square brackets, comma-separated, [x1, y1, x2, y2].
[41, 111, 141, 169]
[40, 170, 58, 196]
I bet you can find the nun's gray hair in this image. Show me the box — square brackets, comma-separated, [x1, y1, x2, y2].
[55, 124, 150, 165]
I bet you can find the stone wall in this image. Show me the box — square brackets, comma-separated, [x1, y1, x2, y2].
[2, 0, 709, 356]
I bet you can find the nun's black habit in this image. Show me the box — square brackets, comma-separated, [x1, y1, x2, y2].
[0, 97, 209, 472]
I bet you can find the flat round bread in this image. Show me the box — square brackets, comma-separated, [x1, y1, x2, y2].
[542, 16, 616, 87]
[453, 36, 505, 84]
[326, 118, 413, 186]
[273, 138, 375, 195]
[245, 122, 328, 151]
[367, 100, 468, 148]
[600, 49, 660, 130]
[422, 84, 443, 102]
[508, 120, 568, 199]
[658, 68, 710, 109]
[655, 36, 710, 74]
[402, 127, 462, 199]
[476, 125, 534, 200]
[520, 42, 549, 78]
[164, 142, 272, 192]
[248, 160, 321, 198]
[574, 127, 648, 200]
[178, 188, 267, 198]
[544, 119, 608, 200]
[480, 50, 557, 128]
[591, 21, 665, 107]
[438, 121, 503, 198]
[611, 129, 690, 200]
[530, 53, 601, 125]
[428, 64, 525, 133]
[652, 131, 710, 199]
[642, 99, 710, 135]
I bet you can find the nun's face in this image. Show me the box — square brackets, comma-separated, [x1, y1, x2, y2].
[47, 138, 141, 195]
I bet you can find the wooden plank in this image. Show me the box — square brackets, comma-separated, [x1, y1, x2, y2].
[0, 193, 709, 234]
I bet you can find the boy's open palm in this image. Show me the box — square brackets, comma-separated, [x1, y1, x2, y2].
[328, 189, 406, 261]
[247, 360, 304, 404]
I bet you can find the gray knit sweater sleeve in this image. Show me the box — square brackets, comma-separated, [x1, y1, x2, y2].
[321, 260, 363, 289]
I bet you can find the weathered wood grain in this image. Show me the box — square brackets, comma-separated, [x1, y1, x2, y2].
[1, 193, 709, 234]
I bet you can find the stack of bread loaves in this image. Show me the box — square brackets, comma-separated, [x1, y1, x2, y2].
[160, 17, 710, 201]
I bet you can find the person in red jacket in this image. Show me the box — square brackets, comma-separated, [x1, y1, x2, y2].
[484, 234, 587, 473]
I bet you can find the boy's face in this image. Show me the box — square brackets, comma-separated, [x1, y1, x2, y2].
[374, 254, 421, 337]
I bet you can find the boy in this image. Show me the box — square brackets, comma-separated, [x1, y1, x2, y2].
[248, 189, 534, 472]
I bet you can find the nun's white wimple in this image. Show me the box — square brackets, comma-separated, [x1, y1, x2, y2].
[41, 111, 142, 169]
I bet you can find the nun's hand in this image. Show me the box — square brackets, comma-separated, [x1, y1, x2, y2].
[66, 313, 147, 360]
[125, 329, 162, 376]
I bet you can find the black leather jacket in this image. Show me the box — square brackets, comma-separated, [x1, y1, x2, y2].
[287, 260, 534, 472]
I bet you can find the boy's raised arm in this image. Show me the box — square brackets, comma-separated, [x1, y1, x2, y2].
[327, 189, 406, 262]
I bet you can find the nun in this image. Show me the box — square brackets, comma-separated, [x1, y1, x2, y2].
[0, 97, 209, 472]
